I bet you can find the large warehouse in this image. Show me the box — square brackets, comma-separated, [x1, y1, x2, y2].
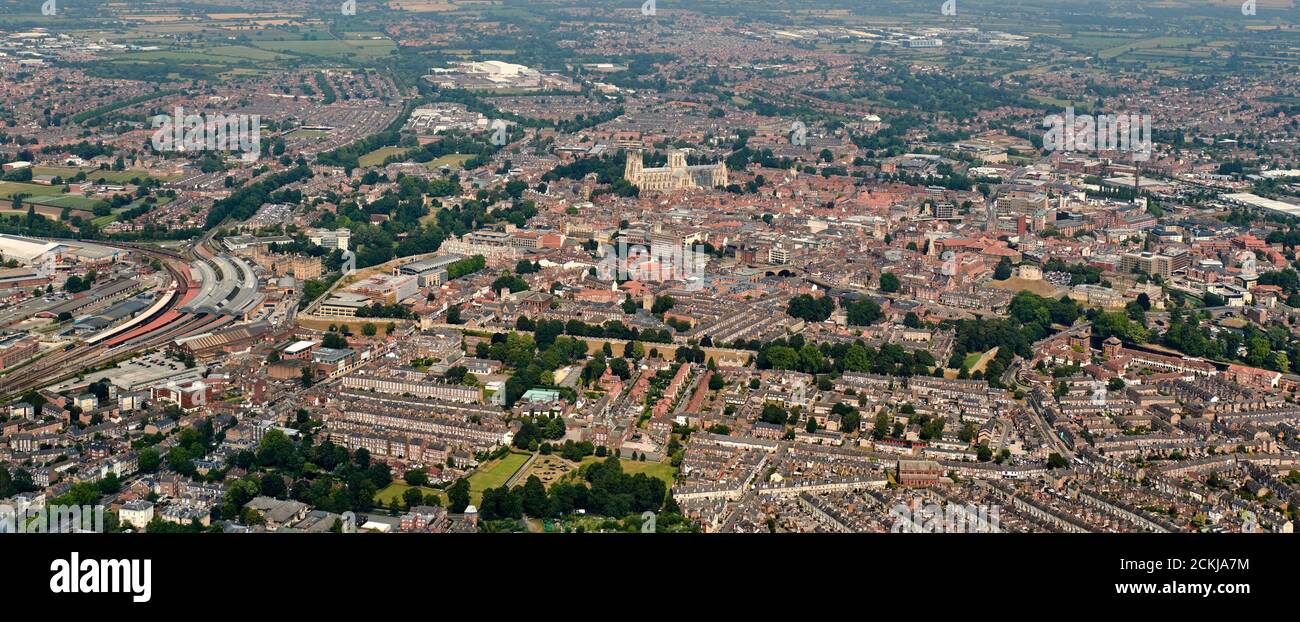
[0, 234, 66, 266]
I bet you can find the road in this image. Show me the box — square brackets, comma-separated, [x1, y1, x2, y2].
[1026, 389, 1074, 460]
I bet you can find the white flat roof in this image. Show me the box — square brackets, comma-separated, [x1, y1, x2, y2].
[0, 234, 64, 261]
[284, 340, 317, 354]
[1224, 193, 1300, 217]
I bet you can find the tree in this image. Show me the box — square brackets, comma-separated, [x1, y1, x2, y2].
[651, 295, 675, 315]
[872, 412, 890, 440]
[1047, 453, 1069, 469]
[361, 323, 377, 337]
[166, 446, 193, 475]
[521, 475, 549, 517]
[403, 487, 425, 509]
[138, 447, 161, 473]
[404, 469, 429, 488]
[879, 272, 900, 293]
[447, 478, 471, 513]
[760, 403, 788, 425]
[260, 474, 287, 498]
[903, 312, 922, 329]
[845, 298, 883, 326]
[786, 294, 834, 322]
[993, 258, 1013, 280]
[321, 332, 347, 348]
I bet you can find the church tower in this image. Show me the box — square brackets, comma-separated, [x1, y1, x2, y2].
[624, 150, 644, 184]
[668, 149, 687, 170]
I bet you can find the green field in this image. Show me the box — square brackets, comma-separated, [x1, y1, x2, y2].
[252, 38, 396, 60]
[286, 129, 331, 139]
[206, 45, 297, 61]
[428, 154, 474, 169]
[374, 482, 445, 506]
[91, 195, 172, 226]
[0, 182, 63, 199]
[116, 47, 294, 65]
[577, 456, 676, 487]
[25, 195, 106, 210]
[32, 167, 170, 184]
[358, 146, 411, 167]
[1097, 37, 1200, 60]
[467, 451, 532, 503]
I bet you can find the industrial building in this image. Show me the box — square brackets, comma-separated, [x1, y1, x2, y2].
[0, 234, 65, 266]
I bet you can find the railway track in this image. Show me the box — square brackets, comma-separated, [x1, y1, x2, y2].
[0, 228, 263, 399]
[0, 242, 198, 399]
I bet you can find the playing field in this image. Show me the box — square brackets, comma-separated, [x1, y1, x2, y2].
[428, 154, 474, 169]
[374, 482, 445, 506]
[32, 167, 172, 183]
[26, 195, 107, 210]
[467, 451, 532, 503]
[0, 182, 63, 199]
[358, 146, 411, 167]
[286, 129, 331, 139]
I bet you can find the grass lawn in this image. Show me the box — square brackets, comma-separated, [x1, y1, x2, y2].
[26, 194, 107, 210]
[31, 167, 171, 184]
[1098, 36, 1199, 60]
[467, 451, 532, 503]
[966, 347, 999, 374]
[427, 153, 474, 169]
[988, 277, 1060, 297]
[519, 454, 579, 487]
[577, 456, 676, 487]
[374, 482, 445, 506]
[253, 38, 396, 60]
[358, 146, 411, 167]
[91, 213, 118, 227]
[0, 182, 64, 199]
[91, 195, 170, 227]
